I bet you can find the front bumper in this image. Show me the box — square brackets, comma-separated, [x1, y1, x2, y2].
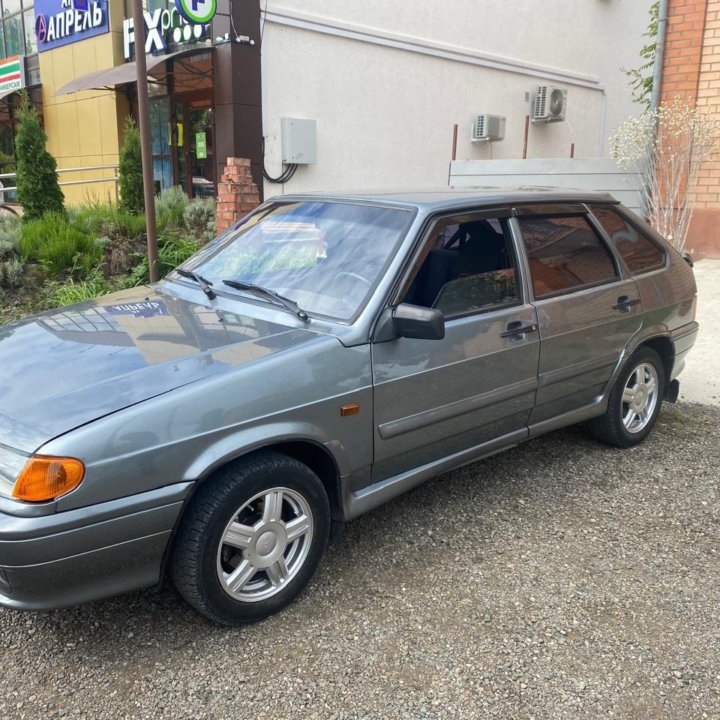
[0, 482, 192, 610]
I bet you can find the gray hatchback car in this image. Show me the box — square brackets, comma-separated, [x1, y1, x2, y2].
[0, 190, 698, 624]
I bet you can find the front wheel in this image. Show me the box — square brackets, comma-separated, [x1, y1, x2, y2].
[587, 347, 666, 448]
[170, 452, 330, 625]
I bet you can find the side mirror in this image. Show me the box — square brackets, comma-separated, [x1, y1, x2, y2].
[392, 303, 445, 340]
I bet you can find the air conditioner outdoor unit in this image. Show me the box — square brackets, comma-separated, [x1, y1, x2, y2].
[532, 86, 567, 122]
[472, 114, 506, 141]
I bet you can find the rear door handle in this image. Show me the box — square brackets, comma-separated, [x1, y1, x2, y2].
[500, 322, 538, 338]
[612, 296, 641, 312]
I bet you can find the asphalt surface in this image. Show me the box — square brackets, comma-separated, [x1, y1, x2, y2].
[1, 401, 718, 720]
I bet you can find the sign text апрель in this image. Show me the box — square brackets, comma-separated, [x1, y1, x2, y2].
[34, 0, 108, 52]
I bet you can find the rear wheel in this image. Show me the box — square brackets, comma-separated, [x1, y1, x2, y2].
[171, 452, 330, 625]
[588, 347, 665, 448]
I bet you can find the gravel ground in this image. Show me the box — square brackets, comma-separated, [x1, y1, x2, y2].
[1, 402, 718, 720]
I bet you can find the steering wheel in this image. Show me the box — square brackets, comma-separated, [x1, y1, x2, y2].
[334, 271, 372, 288]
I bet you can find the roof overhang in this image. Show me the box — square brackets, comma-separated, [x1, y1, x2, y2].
[55, 46, 213, 96]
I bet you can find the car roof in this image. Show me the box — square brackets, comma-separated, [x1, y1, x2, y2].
[276, 187, 619, 211]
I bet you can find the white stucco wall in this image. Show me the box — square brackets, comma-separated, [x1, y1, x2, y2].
[261, 0, 652, 196]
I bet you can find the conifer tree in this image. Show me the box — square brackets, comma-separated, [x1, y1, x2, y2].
[15, 95, 64, 221]
[118, 116, 144, 215]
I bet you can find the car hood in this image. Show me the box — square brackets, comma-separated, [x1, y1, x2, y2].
[0, 286, 321, 453]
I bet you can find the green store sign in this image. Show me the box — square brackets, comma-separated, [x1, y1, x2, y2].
[175, 0, 216, 25]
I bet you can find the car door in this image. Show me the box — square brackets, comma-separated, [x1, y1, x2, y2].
[371, 209, 540, 482]
[511, 204, 644, 428]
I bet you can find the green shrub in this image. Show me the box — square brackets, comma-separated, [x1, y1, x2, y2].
[118, 117, 144, 215]
[184, 198, 215, 239]
[0, 257, 23, 288]
[67, 202, 115, 236]
[0, 214, 21, 258]
[15, 96, 65, 221]
[49, 267, 111, 306]
[20, 213, 103, 277]
[156, 186, 189, 231]
[69, 202, 146, 240]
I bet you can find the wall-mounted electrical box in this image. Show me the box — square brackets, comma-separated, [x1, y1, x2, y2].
[281, 118, 317, 164]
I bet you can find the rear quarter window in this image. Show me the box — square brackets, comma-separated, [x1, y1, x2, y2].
[591, 206, 666, 274]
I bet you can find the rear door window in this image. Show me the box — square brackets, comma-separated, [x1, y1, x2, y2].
[590, 205, 665, 274]
[516, 213, 619, 299]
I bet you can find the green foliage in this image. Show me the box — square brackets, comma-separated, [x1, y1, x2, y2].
[184, 198, 215, 239]
[19, 213, 103, 278]
[0, 214, 21, 258]
[0, 257, 23, 288]
[15, 96, 65, 221]
[69, 201, 147, 240]
[156, 186, 190, 231]
[624, 1, 659, 109]
[128, 231, 200, 285]
[49, 267, 112, 306]
[0, 148, 15, 174]
[118, 117, 144, 215]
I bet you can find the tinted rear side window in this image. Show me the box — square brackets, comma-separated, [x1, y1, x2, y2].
[591, 205, 665, 274]
[516, 214, 618, 299]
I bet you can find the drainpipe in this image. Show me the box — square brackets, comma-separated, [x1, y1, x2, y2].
[650, 0, 669, 113]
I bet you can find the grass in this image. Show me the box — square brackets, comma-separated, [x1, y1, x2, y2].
[48, 267, 115, 307]
[19, 213, 104, 278]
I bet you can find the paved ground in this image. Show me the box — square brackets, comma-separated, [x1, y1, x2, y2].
[680, 259, 720, 407]
[1, 401, 718, 720]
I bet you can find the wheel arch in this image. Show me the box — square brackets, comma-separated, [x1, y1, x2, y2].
[158, 431, 346, 583]
[636, 334, 675, 386]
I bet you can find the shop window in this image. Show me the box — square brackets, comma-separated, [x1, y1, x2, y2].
[22, 9, 34, 54]
[516, 213, 618, 299]
[0, 0, 35, 59]
[2, 0, 22, 17]
[4, 13, 22, 56]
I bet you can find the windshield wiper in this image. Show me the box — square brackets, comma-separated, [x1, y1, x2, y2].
[222, 280, 309, 321]
[176, 269, 216, 299]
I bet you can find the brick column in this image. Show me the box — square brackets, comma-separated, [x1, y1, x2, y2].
[660, 0, 720, 258]
[216, 158, 261, 235]
[660, 0, 708, 105]
[688, 0, 720, 258]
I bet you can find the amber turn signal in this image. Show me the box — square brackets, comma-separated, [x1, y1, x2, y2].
[13, 456, 85, 502]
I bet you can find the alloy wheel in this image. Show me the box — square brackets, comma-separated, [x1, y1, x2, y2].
[216, 487, 314, 602]
[622, 362, 659, 434]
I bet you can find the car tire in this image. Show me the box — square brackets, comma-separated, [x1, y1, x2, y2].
[587, 346, 666, 448]
[170, 451, 330, 626]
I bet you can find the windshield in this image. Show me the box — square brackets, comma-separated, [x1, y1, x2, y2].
[179, 201, 414, 321]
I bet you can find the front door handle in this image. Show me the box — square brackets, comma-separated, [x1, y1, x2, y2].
[500, 322, 538, 338]
[612, 296, 641, 312]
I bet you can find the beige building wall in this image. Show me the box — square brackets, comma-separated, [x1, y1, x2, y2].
[38, 0, 127, 206]
[261, 0, 654, 196]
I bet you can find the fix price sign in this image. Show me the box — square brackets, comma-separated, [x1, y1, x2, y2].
[175, 0, 216, 24]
